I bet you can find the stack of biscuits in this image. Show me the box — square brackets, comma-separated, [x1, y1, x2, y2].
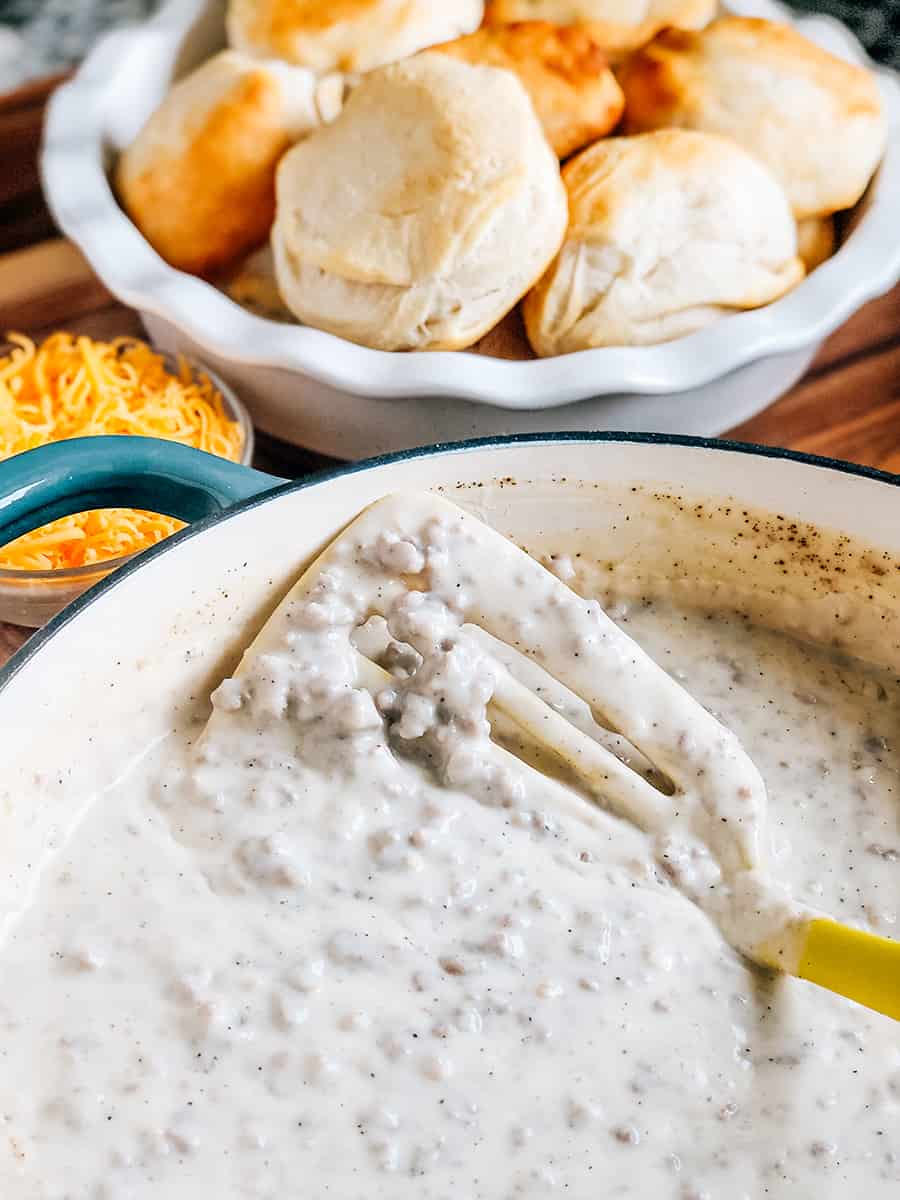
[116, 2, 887, 355]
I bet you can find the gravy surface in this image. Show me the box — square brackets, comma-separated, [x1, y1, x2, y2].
[1, 498, 898, 1199]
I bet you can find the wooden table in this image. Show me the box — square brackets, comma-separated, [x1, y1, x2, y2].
[1, 79, 898, 669]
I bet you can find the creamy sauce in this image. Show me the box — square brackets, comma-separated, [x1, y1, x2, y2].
[1, 496, 898, 1198]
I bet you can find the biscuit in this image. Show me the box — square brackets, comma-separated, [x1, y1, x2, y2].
[221, 245, 295, 321]
[228, 0, 483, 74]
[484, 0, 715, 60]
[523, 130, 804, 355]
[620, 17, 887, 219]
[432, 21, 624, 159]
[797, 218, 836, 273]
[271, 54, 567, 351]
[117, 51, 342, 275]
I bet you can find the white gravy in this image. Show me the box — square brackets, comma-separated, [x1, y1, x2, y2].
[1, 496, 898, 1199]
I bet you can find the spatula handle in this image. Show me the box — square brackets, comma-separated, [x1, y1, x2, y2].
[0, 436, 283, 547]
[798, 919, 900, 1021]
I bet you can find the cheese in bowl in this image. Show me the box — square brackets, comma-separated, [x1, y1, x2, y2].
[0, 333, 250, 626]
[0, 478, 897, 1198]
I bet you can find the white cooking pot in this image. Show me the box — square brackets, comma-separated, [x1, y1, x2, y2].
[2, 432, 900, 952]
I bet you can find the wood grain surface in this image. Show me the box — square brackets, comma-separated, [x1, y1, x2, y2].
[0, 71, 71, 253]
[0, 79, 898, 668]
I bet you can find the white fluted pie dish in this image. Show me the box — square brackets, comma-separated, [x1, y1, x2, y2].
[41, 0, 900, 457]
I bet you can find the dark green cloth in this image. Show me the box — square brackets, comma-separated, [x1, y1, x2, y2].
[785, 1, 900, 68]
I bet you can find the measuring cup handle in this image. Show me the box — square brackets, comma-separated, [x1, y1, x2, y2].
[0, 436, 285, 548]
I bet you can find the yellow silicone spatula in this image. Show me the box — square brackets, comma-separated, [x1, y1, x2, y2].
[795, 920, 900, 1021]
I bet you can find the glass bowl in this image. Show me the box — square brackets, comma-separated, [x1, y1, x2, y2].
[0, 354, 254, 629]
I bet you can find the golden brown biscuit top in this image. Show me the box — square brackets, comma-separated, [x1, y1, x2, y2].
[274, 53, 562, 288]
[229, 0, 485, 72]
[523, 128, 805, 354]
[439, 20, 609, 85]
[115, 51, 317, 275]
[484, 0, 715, 50]
[487, 0, 704, 23]
[245, 0, 381, 45]
[623, 17, 884, 126]
[432, 20, 624, 158]
[620, 16, 886, 217]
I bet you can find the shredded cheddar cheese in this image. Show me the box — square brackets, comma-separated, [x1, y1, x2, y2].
[0, 332, 243, 571]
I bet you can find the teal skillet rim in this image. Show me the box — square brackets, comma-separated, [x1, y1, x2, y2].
[0, 351, 254, 583]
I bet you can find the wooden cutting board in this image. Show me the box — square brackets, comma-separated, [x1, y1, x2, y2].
[0, 71, 72, 254]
